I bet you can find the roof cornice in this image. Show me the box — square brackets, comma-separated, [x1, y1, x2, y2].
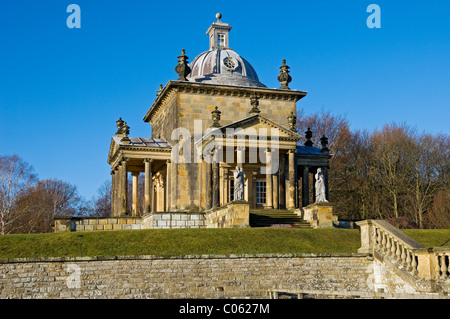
[142, 80, 308, 124]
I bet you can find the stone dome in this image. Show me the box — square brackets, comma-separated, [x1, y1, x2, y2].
[188, 49, 266, 88]
[186, 14, 266, 88]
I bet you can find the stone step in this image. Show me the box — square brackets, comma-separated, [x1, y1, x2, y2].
[249, 210, 312, 229]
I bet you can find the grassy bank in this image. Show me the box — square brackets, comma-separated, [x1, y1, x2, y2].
[0, 228, 361, 259]
[1, 228, 448, 259]
[402, 229, 450, 248]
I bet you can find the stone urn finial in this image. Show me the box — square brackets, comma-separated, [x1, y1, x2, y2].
[115, 117, 125, 136]
[175, 48, 191, 81]
[277, 59, 292, 90]
[320, 135, 330, 153]
[288, 111, 297, 131]
[249, 92, 261, 115]
[304, 127, 313, 147]
[156, 84, 163, 96]
[120, 122, 131, 144]
[211, 106, 222, 128]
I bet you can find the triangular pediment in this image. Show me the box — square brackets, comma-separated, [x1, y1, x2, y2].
[107, 137, 120, 164]
[196, 114, 302, 145]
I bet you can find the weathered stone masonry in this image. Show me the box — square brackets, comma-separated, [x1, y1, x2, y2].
[0, 254, 373, 299]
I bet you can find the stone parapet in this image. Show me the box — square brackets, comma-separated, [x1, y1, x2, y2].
[54, 217, 143, 233]
[205, 201, 250, 228]
[295, 203, 334, 228]
[143, 212, 206, 229]
[0, 253, 373, 299]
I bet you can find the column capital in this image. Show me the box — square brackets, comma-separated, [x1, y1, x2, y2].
[144, 158, 153, 163]
[131, 171, 140, 177]
[121, 157, 130, 163]
[166, 159, 171, 164]
[288, 148, 297, 154]
[110, 170, 115, 175]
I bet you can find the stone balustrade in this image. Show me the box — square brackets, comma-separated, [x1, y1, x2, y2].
[357, 220, 450, 284]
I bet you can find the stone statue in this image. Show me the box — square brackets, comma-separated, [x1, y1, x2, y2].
[314, 168, 328, 203]
[233, 166, 244, 201]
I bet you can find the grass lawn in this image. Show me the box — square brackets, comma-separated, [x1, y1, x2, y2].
[1, 228, 448, 259]
[402, 229, 450, 248]
[0, 228, 361, 259]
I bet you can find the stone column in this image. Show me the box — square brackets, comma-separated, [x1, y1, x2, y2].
[273, 171, 279, 209]
[170, 160, 177, 211]
[246, 170, 253, 204]
[110, 170, 116, 217]
[252, 171, 257, 209]
[287, 149, 296, 209]
[265, 148, 273, 209]
[212, 149, 220, 209]
[144, 159, 152, 214]
[302, 166, 310, 207]
[237, 146, 245, 166]
[114, 167, 120, 216]
[205, 153, 212, 210]
[166, 160, 171, 212]
[323, 166, 329, 201]
[222, 167, 228, 205]
[120, 157, 129, 215]
[279, 154, 285, 209]
[131, 171, 140, 216]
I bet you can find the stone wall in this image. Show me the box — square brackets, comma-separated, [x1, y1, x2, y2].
[0, 253, 373, 299]
[206, 201, 250, 228]
[144, 212, 206, 229]
[54, 202, 251, 232]
[54, 217, 143, 232]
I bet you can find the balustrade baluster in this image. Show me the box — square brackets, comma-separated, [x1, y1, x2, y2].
[411, 252, 418, 275]
[440, 254, 448, 279]
[406, 250, 412, 271]
[435, 254, 442, 279]
[390, 238, 396, 257]
[381, 232, 387, 251]
[376, 228, 382, 249]
[395, 241, 401, 260]
[401, 246, 406, 266]
[385, 235, 391, 253]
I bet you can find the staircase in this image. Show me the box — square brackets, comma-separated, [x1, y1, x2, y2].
[250, 209, 312, 228]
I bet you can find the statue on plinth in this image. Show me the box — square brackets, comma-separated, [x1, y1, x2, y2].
[314, 168, 328, 203]
[233, 166, 244, 201]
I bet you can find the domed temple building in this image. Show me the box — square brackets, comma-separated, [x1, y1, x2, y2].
[56, 14, 334, 231]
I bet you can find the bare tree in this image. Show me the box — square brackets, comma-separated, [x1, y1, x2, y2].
[12, 179, 86, 233]
[426, 187, 450, 229]
[403, 134, 448, 228]
[370, 124, 417, 218]
[91, 180, 111, 217]
[0, 155, 37, 235]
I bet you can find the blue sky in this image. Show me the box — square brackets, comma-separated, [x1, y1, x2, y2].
[1, 0, 449, 200]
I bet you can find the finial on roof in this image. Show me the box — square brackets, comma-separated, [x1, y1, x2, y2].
[216, 13, 222, 22]
[320, 135, 329, 153]
[277, 59, 292, 90]
[304, 127, 313, 147]
[211, 106, 222, 128]
[156, 84, 163, 96]
[288, 111, 297, 132]
[120, 122, 131, 144]
[249, 92, 261, 115]
[116, 117, 125, 136]
[175, 48, 191, 81]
